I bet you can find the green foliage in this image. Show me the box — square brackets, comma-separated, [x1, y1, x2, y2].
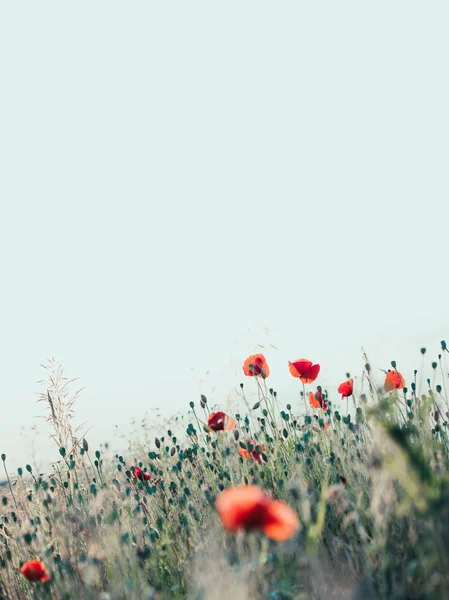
[3, 363, 449, 599]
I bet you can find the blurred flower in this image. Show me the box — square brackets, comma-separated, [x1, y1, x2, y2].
[20, 560, 51, 583]
[133, 466, 151, 482]
[308, 390, 327, 411]
[289, 359, 320, 383]
[242, 354, 270, 379]
[238, 439, 266, 462]
[215, 485, 300, 541]
[384, 370, 406, 392]
[338, 378, 353, 398]
[208, 411, 236, 432]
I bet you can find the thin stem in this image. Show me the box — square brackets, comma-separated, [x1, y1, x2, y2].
[302, 382, 308, 416]
[2, 456, 18, 510]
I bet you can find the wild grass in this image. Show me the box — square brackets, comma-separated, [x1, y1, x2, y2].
[1, 345, 449, 599]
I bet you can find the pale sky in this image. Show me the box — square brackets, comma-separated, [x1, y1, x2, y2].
[1, 2, 448, 469]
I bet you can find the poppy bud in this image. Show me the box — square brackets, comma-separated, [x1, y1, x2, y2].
[441, 340, 447, 351]
[82, 439, 89, 452]
[234, 429, 239, 441]
[290, 488, 300, 500]
[420, 348, 426, 355]
[155, 438, 161, 449]
[252, 402, 260, 410]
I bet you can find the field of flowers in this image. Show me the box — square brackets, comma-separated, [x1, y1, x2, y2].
[2, 346, 449, 600]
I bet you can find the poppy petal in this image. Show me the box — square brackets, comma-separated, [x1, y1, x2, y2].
[263, 500, 300, 541]
[215, 485, 268, 531]
[289, 359, 312, 379]
[238, 447, 251, 460]
[384, 370, 405, 392]
[338, 379, 353, 397]
[308, 391, 321, 409]
[243, 354, 270, 378]
[224, 417, 236, 431]
[303, 363, 320, 383]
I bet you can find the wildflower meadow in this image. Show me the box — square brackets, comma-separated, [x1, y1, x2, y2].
[2, 345, 449, 600]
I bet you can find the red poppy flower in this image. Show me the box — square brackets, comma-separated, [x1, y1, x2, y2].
[207, 411, 236, 432]
[384, 370, 406, 392]
[242, 354, 270, 379]
[215, 485, 299, 541]
[289, 359, 320, 383]
[20, 560, 51, 583]
[238, 439, 266, 463]
[308, 390, 328, 411]
[132, 466, 151, 482]
[338, 378, 353, 398]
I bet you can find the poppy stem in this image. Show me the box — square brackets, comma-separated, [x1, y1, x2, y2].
[1, 456, 18, 510]
[255, 379, 278, 438]
[439, 355, 449, 410]
[302, 383, 308, 416]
